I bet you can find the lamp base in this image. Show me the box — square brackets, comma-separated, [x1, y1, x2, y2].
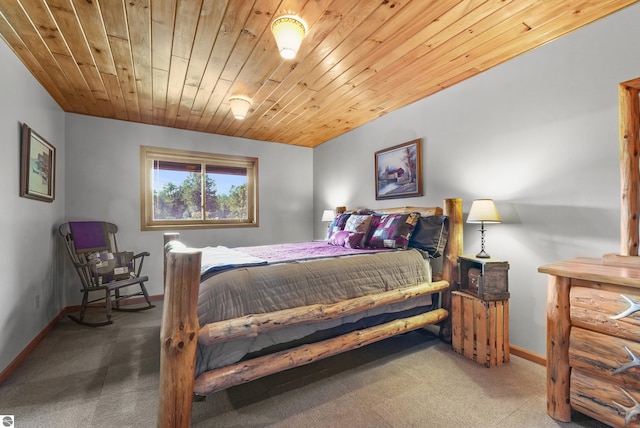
[475, 250, 491, 259]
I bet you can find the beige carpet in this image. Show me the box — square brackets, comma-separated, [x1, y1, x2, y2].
[0, 302, 608, 427]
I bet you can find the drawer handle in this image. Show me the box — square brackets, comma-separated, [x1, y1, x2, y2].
[613, 387, 640, 425]
[613, 345, 640, 375]
[610, 294, 640, 320]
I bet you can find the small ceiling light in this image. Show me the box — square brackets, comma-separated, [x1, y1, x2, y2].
[271, 15, 307, 59]
[229, 96, 251, 120]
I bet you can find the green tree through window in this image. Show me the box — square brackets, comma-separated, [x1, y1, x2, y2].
[141, 146, 258, 230]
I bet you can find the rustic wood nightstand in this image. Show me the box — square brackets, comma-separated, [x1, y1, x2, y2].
[452, 256, 510, 367]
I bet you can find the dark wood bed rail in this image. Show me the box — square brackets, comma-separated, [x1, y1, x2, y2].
[158, 197, 463, 427]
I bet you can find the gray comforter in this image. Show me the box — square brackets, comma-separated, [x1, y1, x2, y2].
[195, 248, 434, 377]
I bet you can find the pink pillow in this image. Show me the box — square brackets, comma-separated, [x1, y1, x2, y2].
[326, 213, 352, 241]
[328, 230, 365, 248]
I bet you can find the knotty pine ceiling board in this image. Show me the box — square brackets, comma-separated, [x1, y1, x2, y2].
[0, 0, 637, 147]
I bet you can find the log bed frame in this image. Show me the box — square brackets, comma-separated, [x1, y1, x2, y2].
[157, 197, 463, 427]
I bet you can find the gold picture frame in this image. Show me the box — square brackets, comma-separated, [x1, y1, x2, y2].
[20, 123, 56, 203]
[374, 138, 423, 200]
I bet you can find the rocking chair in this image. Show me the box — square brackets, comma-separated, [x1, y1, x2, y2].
[59, 221, 155, 326]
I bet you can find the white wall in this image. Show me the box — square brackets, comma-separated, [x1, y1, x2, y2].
[0, 41, 66, 372]
[64, 114, 314, 301]
[314, 4, 640, 356]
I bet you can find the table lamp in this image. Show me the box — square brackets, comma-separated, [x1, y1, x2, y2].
[321, 209, 335, 227]
[467, 199, 501, 258]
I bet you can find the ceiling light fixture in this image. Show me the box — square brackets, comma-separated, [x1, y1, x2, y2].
[271, 15, 307, 60]
[229, 96, 251, 120]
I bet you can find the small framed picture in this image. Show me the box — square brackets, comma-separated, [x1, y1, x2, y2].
[375, 138, 423, 200]
[20, 123, 56, 202]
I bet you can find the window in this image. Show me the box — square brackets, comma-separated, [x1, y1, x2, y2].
[140, 146, 258, 230]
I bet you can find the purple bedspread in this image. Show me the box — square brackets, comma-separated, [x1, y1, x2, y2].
[233, 241, 394, 264]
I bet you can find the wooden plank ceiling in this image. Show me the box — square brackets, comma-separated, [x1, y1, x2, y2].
[0, 0, 637, 148]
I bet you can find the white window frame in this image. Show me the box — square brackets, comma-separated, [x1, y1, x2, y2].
[140, 145, 258, 231]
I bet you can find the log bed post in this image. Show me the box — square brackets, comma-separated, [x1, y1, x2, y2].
[158, 241, 201, 428]
[440, 197, 463, 341]
[163, 233, 180, 291]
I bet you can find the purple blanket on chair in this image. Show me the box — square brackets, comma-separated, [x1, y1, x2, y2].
[69, 221, 108, 252]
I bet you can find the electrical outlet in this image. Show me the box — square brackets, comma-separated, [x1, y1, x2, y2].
[35, 294, 40, 309]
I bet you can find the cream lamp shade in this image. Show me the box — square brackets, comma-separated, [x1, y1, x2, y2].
[229, 96, 251, 120]
[467, 199, 501, 258]
[467, 199, 502, 224]
[321, 209, 335, 222]
[271, 15, 307, 59]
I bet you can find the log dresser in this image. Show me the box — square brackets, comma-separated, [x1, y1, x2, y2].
[538, 255, 640, 427]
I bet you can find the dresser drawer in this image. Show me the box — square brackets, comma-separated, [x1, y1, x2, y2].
[570, 286, 640, 341]
[570, 326, 640, 386]
[572, 369, 640, 427]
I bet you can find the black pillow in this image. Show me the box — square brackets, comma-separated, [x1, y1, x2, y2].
[408, 215, 449, 258]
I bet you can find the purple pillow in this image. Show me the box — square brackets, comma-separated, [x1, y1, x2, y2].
[326, 213, 351, 241]
[328, 230, 365, 248]
[367, 213, 420, 249]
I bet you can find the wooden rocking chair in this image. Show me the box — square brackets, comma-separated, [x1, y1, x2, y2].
[59, 221, 155, 326]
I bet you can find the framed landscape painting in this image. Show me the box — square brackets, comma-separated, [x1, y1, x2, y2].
[375, 138, 423, 200]
[20, 123, 56, 202]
